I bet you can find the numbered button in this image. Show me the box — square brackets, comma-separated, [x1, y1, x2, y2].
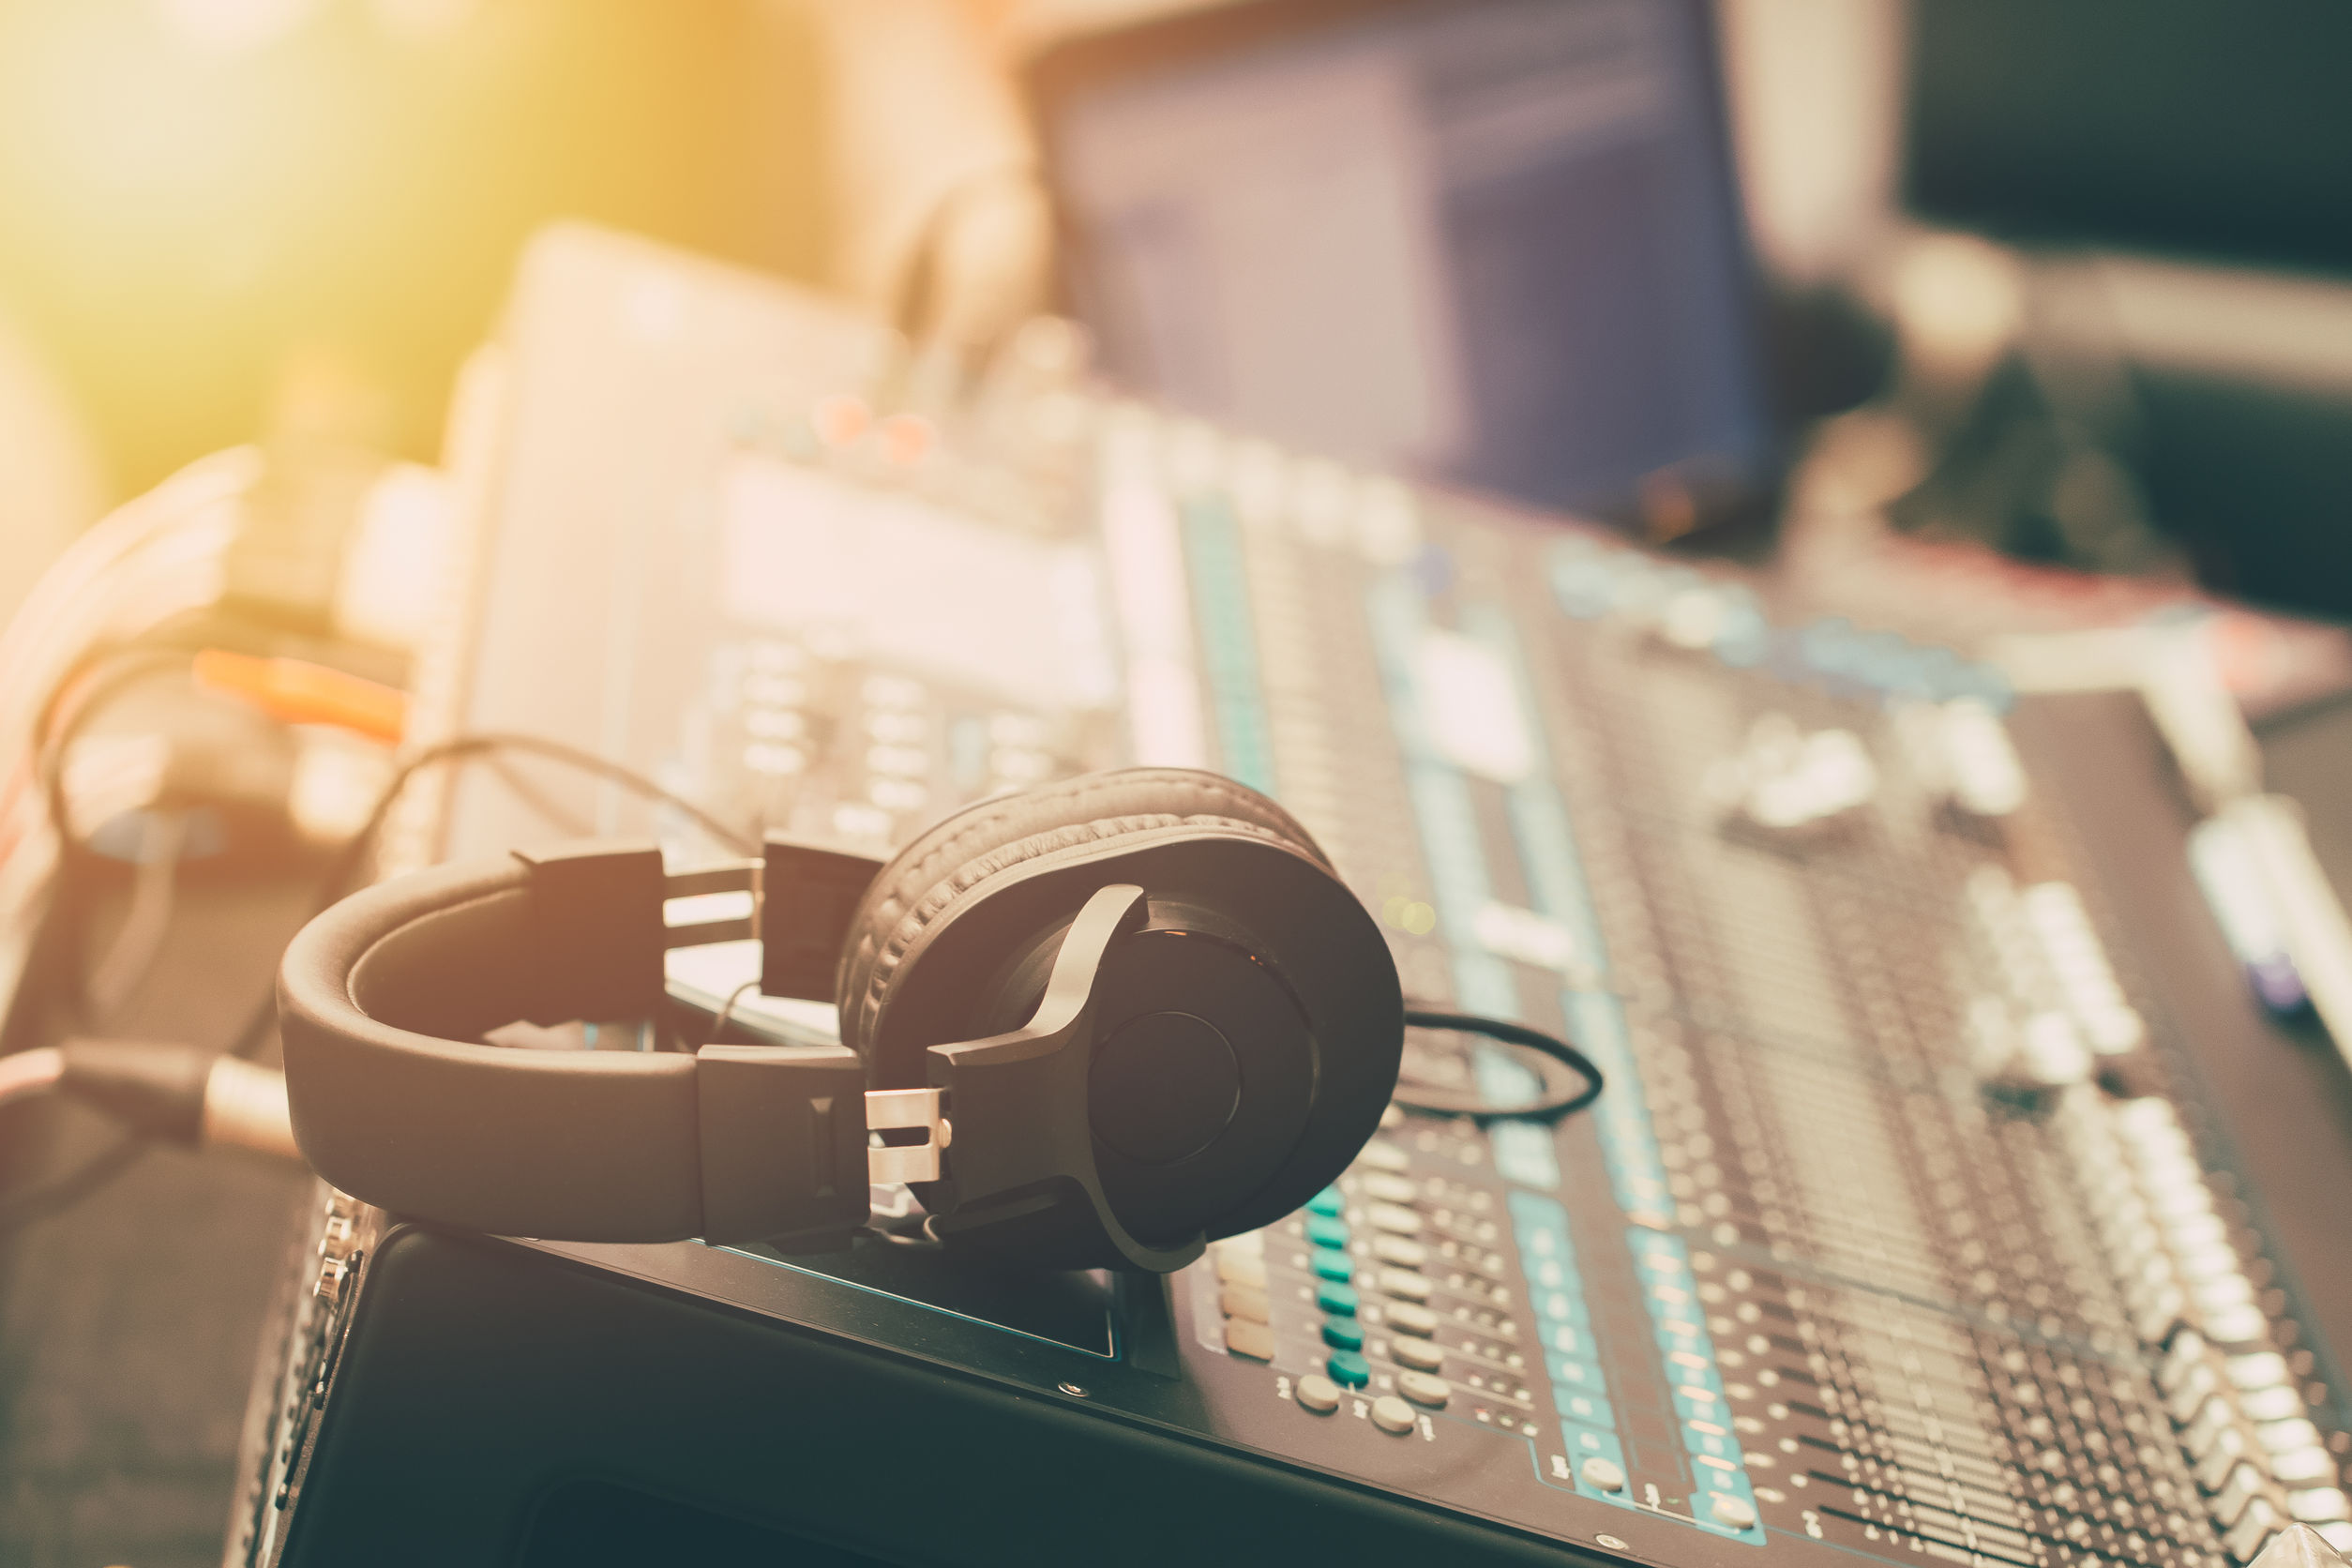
[1219, 1285, 1270, 1323]
[1295, 1373, 1341, 1414]
[1380, 1268, 1433, 1302]
[1371, 1395, 1418, 1434]
[1385, 1301, 1440, 1336]
[1225, 1320, 1275, 1361]
[1392, 1336, 1444, 1372]
[1397, 1370, 1450, 1409]
[1216, 1250, 1267, 1288]
[1361, 1172, 1419, 1205]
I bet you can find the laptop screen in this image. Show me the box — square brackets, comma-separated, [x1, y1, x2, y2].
[1031, 0, 1773, 529]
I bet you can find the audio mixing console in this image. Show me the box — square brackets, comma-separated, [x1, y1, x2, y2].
[231, 228, 2352, 1568]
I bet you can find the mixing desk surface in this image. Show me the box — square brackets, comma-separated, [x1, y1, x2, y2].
[234, 227, 2352, 1568]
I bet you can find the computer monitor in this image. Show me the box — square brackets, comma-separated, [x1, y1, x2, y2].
[1026, 0, 1776, 534]
[1904, 0, 2352, 278]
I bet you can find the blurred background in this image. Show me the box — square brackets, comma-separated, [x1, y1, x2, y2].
[0, 1, 2348, 1562]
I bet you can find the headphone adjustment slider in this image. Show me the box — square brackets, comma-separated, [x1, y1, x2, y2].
[866, 1087, 951, 1184]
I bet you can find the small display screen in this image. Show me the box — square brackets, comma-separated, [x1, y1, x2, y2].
[720, 455, 1116, 714]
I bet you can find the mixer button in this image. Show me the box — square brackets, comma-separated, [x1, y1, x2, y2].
[1710, 1493, 1759, 1530]
[1392, 1336, 1444, 1372]
[2273, 1448, 2336, 1485]
[2214, 1465, 2265, 1530]
[2289, 1490, 2352, 1524]
[1217, 1250, 1268, 1289]
[2170, 1361, 2223, 1424]
[2262, 1421, 2327, 1456]
[2197, 1427, 2251, 1492]
[2231, 1353, 2294, 1392]
[1367, 1203, 1424, 1236]
[2160, 1331, 2211, 1395]
[2223, 1499, 2280, 1563]
[1322, 1319, 1366, 1352]
[1386, 1302, 1440, 1336]
[1225, 1319, 1275, 1361]
[1380, 1269, 1434, 1303]
[1318, 1281, 1362, 1317]
[1359, 1140, 1411, 1172]
[1304, 1215, 1351, 1250]
[1580, 1457, 1627, 1492]
[1296, 1373, 1342, 1414]
[2243, 1387, 2305, 1423]
[2184, 1396, 2235, 1458]
[1372, 1235, 1428, 1269]
[1327, 1350, 1371, 1388]
[1371, 1395, 1418, 1434]
[1220, 1285, 1271, 1324]
[1310, 1248, 1355, 1283]
[2208, 1304, 2273, 1347]
[1362, 1173, 1419, 1205]
[1307, 1186, 1347, 1218]
[1397, 1371, 1450, 1408]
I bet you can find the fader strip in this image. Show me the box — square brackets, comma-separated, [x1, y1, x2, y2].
[1143, 418, 2351, 1567]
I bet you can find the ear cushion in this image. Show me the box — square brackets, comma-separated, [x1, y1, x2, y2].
[834, 768, 1329, 1060]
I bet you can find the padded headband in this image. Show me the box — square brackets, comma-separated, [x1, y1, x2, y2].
[278, 843, 875, 1247]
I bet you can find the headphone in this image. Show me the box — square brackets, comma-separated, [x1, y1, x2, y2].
[278, 768, 1406, 1274]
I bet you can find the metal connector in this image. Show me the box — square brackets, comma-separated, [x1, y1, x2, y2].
[865, 1087, 951, 1184]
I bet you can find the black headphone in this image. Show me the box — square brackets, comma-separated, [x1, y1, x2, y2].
[278, 769, 1406, 1274]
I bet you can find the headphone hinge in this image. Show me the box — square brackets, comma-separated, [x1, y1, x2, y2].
[865, 1087, 951, 1184]
[694, 1042, 869, 1247]
[761, 838, 886, 1002]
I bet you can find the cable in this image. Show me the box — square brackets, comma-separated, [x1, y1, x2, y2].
[330, 731, 756, 892]
[0, 1047, 62, 1110]
[5, 729, 747, 1231]
[83, 810, 189, 1020]
[703, 979, 761, 1048]
[21, 650, 199, 1032]
[211, 729, 759, 1068]
[1393, 1008, 1605, 1121]
[482, 752, 596, 838]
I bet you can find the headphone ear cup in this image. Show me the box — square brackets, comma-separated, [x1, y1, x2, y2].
[833, 767, 1332, 1062]
[836, 768, 1400, 1265]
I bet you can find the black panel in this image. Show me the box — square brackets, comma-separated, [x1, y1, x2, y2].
[1907, 0, 2352, 276]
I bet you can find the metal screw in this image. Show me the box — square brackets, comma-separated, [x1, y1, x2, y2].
[1057, 1381, 1088, 1397]
[1594, 1535, 1629, 1553]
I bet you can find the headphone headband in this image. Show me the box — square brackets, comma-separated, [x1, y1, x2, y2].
[279, 843, 875, 1249]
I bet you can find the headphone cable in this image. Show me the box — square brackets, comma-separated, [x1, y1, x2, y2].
[1395, 1008, 1605, 1120]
